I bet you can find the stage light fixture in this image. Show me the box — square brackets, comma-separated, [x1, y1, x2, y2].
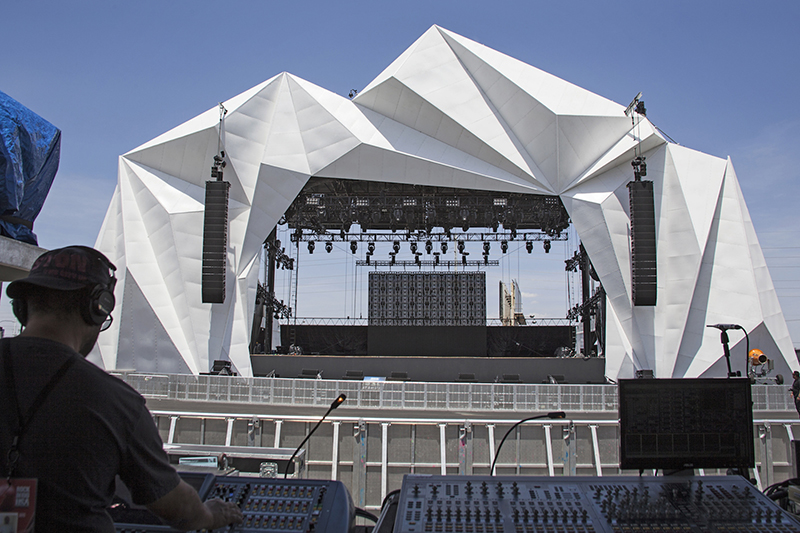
[367, 242, 375, 254]
[543, 239, 551, 253]
[631, 156, 647, 180]
[501, 240, 508, 254]
[308, 240, 315, 254]
[425, 240, 432, 254]
[325, 242, 333, 253]
[749, 349, 768, 366]
[350, 240, 358, 254]
[483, 241, 490, 254]
[458, 240, 465, 254]
[305, 195, 322, 206]
[410, 242, 418, 254]
[441, 242, 448, 254]
[393, 240, 400, 253]
[526, 241, 533, 254]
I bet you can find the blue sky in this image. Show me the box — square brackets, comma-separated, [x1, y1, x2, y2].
[2, 1, 799, 349]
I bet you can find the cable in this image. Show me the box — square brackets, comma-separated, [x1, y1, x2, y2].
[490, 412, 566, 475]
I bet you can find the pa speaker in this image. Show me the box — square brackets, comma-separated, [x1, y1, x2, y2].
[202, 180, 230, 303]
[628, 180, 657, 306]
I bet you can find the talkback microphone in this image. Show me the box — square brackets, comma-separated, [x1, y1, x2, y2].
[490, 412, 566, 475]
[707, 324, 743, 331]
[283, 394, 346, 478]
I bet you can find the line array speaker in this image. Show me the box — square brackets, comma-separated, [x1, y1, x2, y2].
[628, 180, 657, 306]
[202, 180, 231, 303]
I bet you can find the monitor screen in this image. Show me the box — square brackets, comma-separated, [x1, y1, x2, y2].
[618, 378, 754, 471]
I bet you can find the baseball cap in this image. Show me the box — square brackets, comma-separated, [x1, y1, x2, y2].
[6, 246, 116, 299]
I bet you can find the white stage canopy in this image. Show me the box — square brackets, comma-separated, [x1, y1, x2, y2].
[94, 25, 796, 380]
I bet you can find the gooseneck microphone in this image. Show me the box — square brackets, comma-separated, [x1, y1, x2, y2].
[706, 324, 748, 378]
[707, 324, 743, 331]
[283, 393, 346, 478]
[490, 412, 566, 475]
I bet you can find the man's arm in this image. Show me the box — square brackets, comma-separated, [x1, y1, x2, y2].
[146, 479, 243, 531]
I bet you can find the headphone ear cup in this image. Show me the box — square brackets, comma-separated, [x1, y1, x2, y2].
[84, 285, 115, 326]
[12, 299, 28, 326]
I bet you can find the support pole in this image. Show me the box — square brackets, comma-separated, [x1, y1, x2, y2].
[331, 421, 340, 481]
[353, 421, 367, 508]
[544, 424, 554, 476]
[581, 243, 592, 357]
[265, 229, 278, 351]
[439, 423, 448, 475]
[589, 425, 602, 476]
[381, 423, 390, 502]
[458, 422, 473, 475]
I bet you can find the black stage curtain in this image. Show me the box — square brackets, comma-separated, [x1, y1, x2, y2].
[280, 325, 368, 355]
[486, 326, 574, 357]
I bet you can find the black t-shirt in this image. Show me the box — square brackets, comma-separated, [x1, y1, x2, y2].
[0, 337, 181, 532]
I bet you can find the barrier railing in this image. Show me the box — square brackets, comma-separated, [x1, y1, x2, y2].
[118, 372, 795, 413]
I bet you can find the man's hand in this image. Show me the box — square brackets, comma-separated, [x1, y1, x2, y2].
[204, 498, 244, 530]
[147, 480, 243, 531]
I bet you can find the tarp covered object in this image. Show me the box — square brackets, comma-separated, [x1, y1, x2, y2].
[0, 90, 60, 245]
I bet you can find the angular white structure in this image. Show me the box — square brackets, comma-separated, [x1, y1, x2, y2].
[94, 26, 797, 379]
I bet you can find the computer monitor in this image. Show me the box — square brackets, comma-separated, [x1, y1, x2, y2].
[618, 378, 754, 471]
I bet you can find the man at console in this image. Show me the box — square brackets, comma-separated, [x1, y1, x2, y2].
[0, 246, 242, 531]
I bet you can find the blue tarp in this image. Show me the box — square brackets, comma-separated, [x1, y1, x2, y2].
[0, 90, 60, 245]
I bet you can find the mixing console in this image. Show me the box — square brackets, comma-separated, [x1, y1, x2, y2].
[391, 475, 800, 533]
[113, 475, 353, 533]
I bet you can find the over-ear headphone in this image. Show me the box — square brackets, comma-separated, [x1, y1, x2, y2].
[76, 247, 117, 327]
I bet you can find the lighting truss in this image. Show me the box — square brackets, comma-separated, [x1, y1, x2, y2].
[290, 231, 568, 244]
[356, 259, 499, 268]
[255, 282, 292, 319]
[282, 177, 570, 236]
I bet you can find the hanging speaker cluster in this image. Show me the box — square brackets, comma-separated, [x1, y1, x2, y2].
[202, 179, 231, 303]
[628, 180, 657, 306]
